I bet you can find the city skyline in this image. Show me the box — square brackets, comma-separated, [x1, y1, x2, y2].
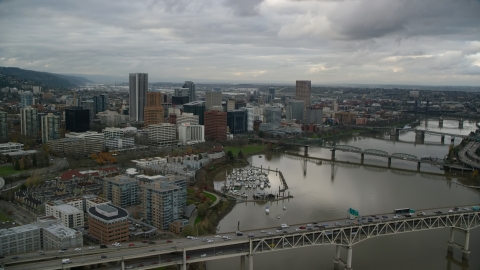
[0, 1, 479, 86]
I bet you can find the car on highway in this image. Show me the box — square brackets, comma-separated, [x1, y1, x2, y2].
[207, 239, 214, 243]
[276, 229, 282, 233]
[268, 232, 273, 235]
[58, 250, 65, 253]
[382, 215, 388, 219]
[393, 215, 400, 219]
[433, 210, 443, 214]
[248, 233, 255, 238]
[142, 240, 149, 243]
[215, 235, 222, 238]
[126, 266, 133, 269]
[166, 240, 173, 243]
[236, 249, 244, 252]
[12, 256, 19, 259]
[216, 251, 223, 254]
[75, 248, 81, 251]
[101, 255, 107, 259]
[417, 212, 426, 216]
[88, 247, 95, 250]
[149, 249, 156, 252]
[149, 241, 156, 244]
[299, 226, 306, 229]
[200, 254, 207, 257]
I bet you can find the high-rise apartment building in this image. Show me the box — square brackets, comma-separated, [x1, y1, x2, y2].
[183, 101, 206, 125]
[0, 111, 7, 138]
[295, 80, 311, 108]
[205, 91, 222, 110]
[144, 92, 165, 127]
[65, 107, 90, 132]
[21, 91, 33, 108]
[20, 107, 38, 139]
[103, 175, 139, 208]
[148, 123, 177, 147]
[227, 110, 247, 135]
[129, 73, 148, 122]
[142, 176, 187, 230]
[204, 110, 227, 141]
[41, 113, 60, 143]
[183, 81, 196, 102]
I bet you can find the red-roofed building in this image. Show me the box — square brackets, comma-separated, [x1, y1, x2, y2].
[98, 167, 121, 177]
[59, 170, 84, 181]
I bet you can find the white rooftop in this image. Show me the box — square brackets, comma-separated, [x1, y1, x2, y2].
[54, 204, 83, 214]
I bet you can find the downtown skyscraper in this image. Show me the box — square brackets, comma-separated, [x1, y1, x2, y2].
[129, 73, 148, 122]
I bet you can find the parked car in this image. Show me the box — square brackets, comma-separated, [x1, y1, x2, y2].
[101, 255, 107, 259]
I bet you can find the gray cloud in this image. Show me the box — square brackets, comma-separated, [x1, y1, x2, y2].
[0, 0, 479, 85]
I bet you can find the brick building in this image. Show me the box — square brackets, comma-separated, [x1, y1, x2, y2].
[204, 110, 227, 141]
[87, 204, 129, 244]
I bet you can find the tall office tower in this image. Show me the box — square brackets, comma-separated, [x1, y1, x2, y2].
[129, 73, 148, 122]
[65, 107, 90, 132]
[183, 101, 206, 125]
[265, 106, 281, 128]
[81, 100, 95, 124]
[183, 81, 196, 102]
[205, 91, 222, 110]
[93, 94, 108, 113]
[204, 110, 227, 141]
[226, 99, 236, 112]
[144, 92, 165, 127]
[267, 87, 275, 103]
[41, 113, 60, 143]
[227, 110, 247, 135]
[20, 107, 38, 139]
[295, 80, 311, 108]
[21, 91, 33, 108]
[0, 111, 7, 138]
[286, 100, 305, 122]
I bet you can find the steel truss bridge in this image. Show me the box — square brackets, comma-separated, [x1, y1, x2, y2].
[353, 126, 468, 139]
[7, 210, 479, 270]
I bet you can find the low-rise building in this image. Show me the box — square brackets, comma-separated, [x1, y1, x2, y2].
[48, 131, 104, 157]
[0, 224, 41, 255]
[0, 142, 24, 153]
[45, 202, 84, 228]
[88, 204, 129, 244]
[148, 123, 177, 147]
[178, 123, 205, 145]
[37, 216, 83, 250]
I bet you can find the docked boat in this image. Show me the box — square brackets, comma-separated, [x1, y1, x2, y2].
[277, 216, 280, 219]
[404, 124, 411, 129]
[260, 183, 264, 189]
[283, 206, 286, 210]
[265, 206, 269, 214]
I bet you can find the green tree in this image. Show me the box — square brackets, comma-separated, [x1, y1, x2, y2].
[238, 150, 244, 159]
[198, 153, 203, 160]
[227, 150, 234, 161]
[14, 160, 20, 170]
[258, 131, 265, 138]
[182, 225, 194, 237]
[32, 154, 37, 166]
[197, 201, 209, 217]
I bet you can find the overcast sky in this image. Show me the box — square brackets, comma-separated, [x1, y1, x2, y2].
[1, 0, 480, 85]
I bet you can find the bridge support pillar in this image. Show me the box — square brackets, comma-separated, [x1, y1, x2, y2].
[388, 157, 391, 167]
[441, 135, 445, 144]
[462, 230, 470, 261]
[447, 228, 454, 253]
[451, 137, 455, 144]
[333, 245, 341, 270]
[304, 145, 308, 156]
[121, 260, 125, 270]
[183, 248, 187, 270]
[360, 153, 364, 164]
[240, 255, 246, 270]
[439, 118, 443, 127]
[248, 255, 253, 270]
[459, 119, 464, 129]
[331, 150, 336, 160]
[417, 162, 421, 171]
[346, 246, 353, 270]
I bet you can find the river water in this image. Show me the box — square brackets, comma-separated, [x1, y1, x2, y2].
[208, 119, 480, 270]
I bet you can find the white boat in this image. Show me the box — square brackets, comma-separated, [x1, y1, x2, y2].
[260, 184, 264, 189]
[277, 216, 280, 219]
[283, 206, 286, 210]
[265, 207, 270, 214]
[404, 124, 411, 129]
